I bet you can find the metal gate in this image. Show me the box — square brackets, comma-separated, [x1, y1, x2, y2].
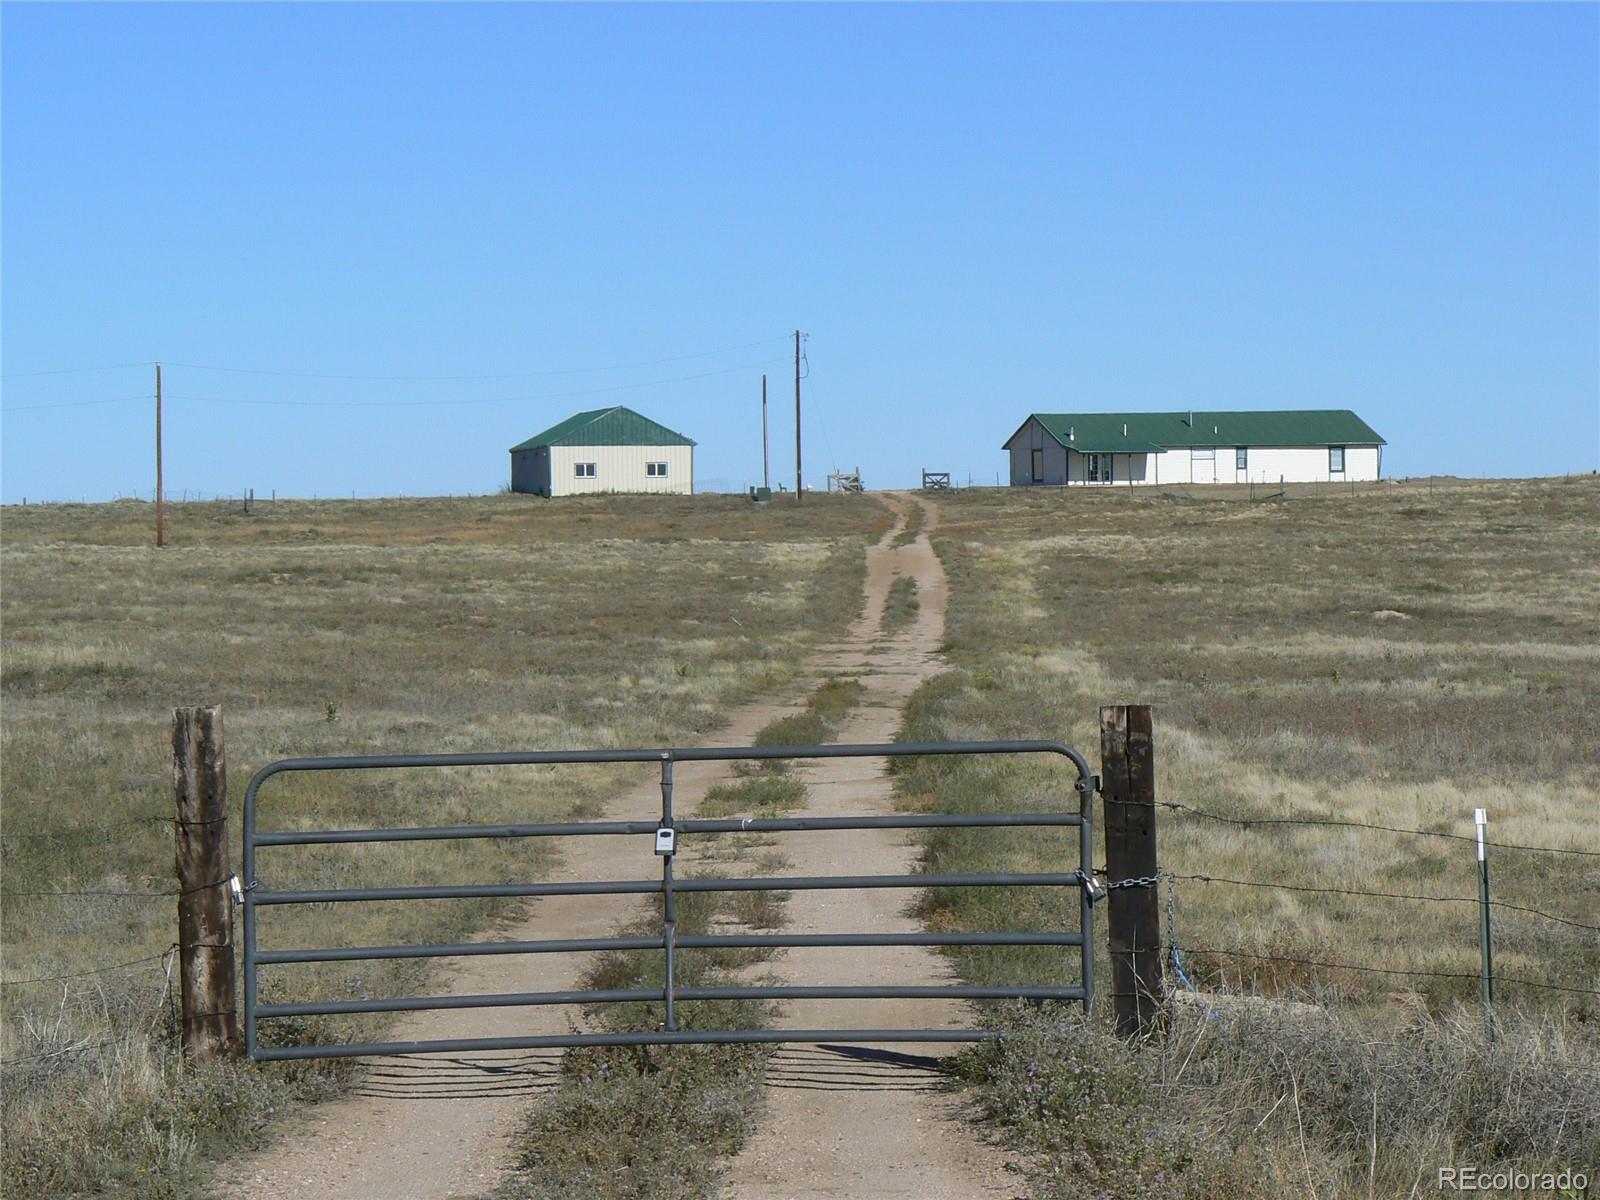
[242, 739, 1097, 1061]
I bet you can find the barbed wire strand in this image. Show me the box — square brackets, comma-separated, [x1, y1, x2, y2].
[3, 816, 177, 839]
[1174, 942, 1600, 997]
[1159, 871, 1600, 934]
[1, 948, 177, 989]
[1109, 795, 1600, 857]
[0, 1038, 123, 1069]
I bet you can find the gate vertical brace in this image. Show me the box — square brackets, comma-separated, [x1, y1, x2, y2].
[660, 754, 677, 1031]
[1078, 767, 1096, 1014]
[1100, 704, 1163, 1038]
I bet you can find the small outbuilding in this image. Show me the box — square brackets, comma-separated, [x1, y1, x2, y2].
[509, 406, 695, 497]
[1003, 410, 1385, 487]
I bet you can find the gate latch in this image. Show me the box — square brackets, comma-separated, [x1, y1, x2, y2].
[654, 826, 676, 856]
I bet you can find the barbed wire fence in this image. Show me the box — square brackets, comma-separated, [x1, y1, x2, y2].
[1094, 794, 1600, 1013]
[5, 768, 1597, 1079]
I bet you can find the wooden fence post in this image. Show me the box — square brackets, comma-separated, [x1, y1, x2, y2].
[1100, 704, 1164, 1038]
[173, 705, 240, 1059]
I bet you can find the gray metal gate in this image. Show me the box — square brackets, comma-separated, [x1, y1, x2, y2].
[242, 739, 1097, 1061]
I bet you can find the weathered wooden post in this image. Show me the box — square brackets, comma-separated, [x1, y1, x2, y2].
[1100, 704, 1164, 1038]
[173, 705, 240, 1059]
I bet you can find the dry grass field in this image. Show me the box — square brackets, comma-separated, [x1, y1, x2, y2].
[891, 474, 1599, 1197]
[897, 475, 1599, 1003]
[0, 492, 887, 1198]
[4, 478, 1597, 1200]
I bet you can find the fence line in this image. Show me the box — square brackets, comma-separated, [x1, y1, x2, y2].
[1152, 871, 1600, 934]
[1, 948, 177, 988]
[2, 815, 176, 839]
[2, 878, 228, 901]
[1171, 940, 1600, 998]
[1108, 795, 1600, 857]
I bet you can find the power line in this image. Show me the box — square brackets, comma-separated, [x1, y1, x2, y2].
[0, 362, 154, 379]
[158, 335, 792, 381]
[0, 394, 150, 414]
[0, 336, 793, 384]
[162, 355, 789, 409]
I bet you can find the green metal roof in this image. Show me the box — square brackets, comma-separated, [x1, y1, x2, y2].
[1005, 410, 1384, 453]
[510, 406, 696, 451]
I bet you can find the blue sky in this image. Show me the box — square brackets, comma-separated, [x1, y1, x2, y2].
[3, 2, 1595, 501]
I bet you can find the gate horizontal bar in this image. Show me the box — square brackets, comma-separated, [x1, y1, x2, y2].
[258, 983, 1087, 1019]
[245, 739, 1089, 782]
[252, 871, 1089, 906]
[255, 1027, 1007, 1060]
[253, 810, 1082, 848]
[256, 819, 658, 847]
[256, 929, 1083, 965]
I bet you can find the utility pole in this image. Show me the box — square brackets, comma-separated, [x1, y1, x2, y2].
[761, 374, 770, 490]
[155, 363, 165, 548]
[794, 330, 803, 501]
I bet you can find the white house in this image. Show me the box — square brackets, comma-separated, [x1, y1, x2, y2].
[510, 406, 695, 497]
[1004, 410, 1385, 487]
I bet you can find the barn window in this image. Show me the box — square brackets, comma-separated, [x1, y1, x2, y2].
[1329, 446, 1345, 474]
[575, 462, 597, 478]
[1236, 447, 1248, 471]
[1030, 449, 1043, 482]
[646, 462, 668, 477]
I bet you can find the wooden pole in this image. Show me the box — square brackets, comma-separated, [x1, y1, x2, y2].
[762, 374, 770, 491]
[1100, 704, 1163, 1038]
[173, 705, 240, 1059]
[155, 363, 165, 548]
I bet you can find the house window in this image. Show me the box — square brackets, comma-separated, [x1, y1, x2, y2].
[1236, 447, 1248, 472]
[1329, 446, 1345, 474]
[1192, 446, 1214, 461]
[574, 462, 597, 478]
[1030, 449, 1043, 482]
[1086, 453, 1112, 483]
[646, 462, 668, 477]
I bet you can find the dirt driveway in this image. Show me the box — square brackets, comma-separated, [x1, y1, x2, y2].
[217, 492, 1012, 1200]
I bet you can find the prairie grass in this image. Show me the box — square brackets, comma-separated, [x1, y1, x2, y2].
[746, 676, 865, 763]
[899, 475, 1600, 1007]
[699, 678, 863, 827]
[494, 830, 794, 1198]
[889, 500, 924, 548]
[959, 1000, 1599, 1200]
[895, 475, 1600, 1197]
[493, 885, 777, 1200]
[1, 492, 884, 1198]
[880, 576, 920, 634]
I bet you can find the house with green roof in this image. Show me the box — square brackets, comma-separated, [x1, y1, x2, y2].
[509, 406, 695, 497]
[1003, 410, 1385, 487]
